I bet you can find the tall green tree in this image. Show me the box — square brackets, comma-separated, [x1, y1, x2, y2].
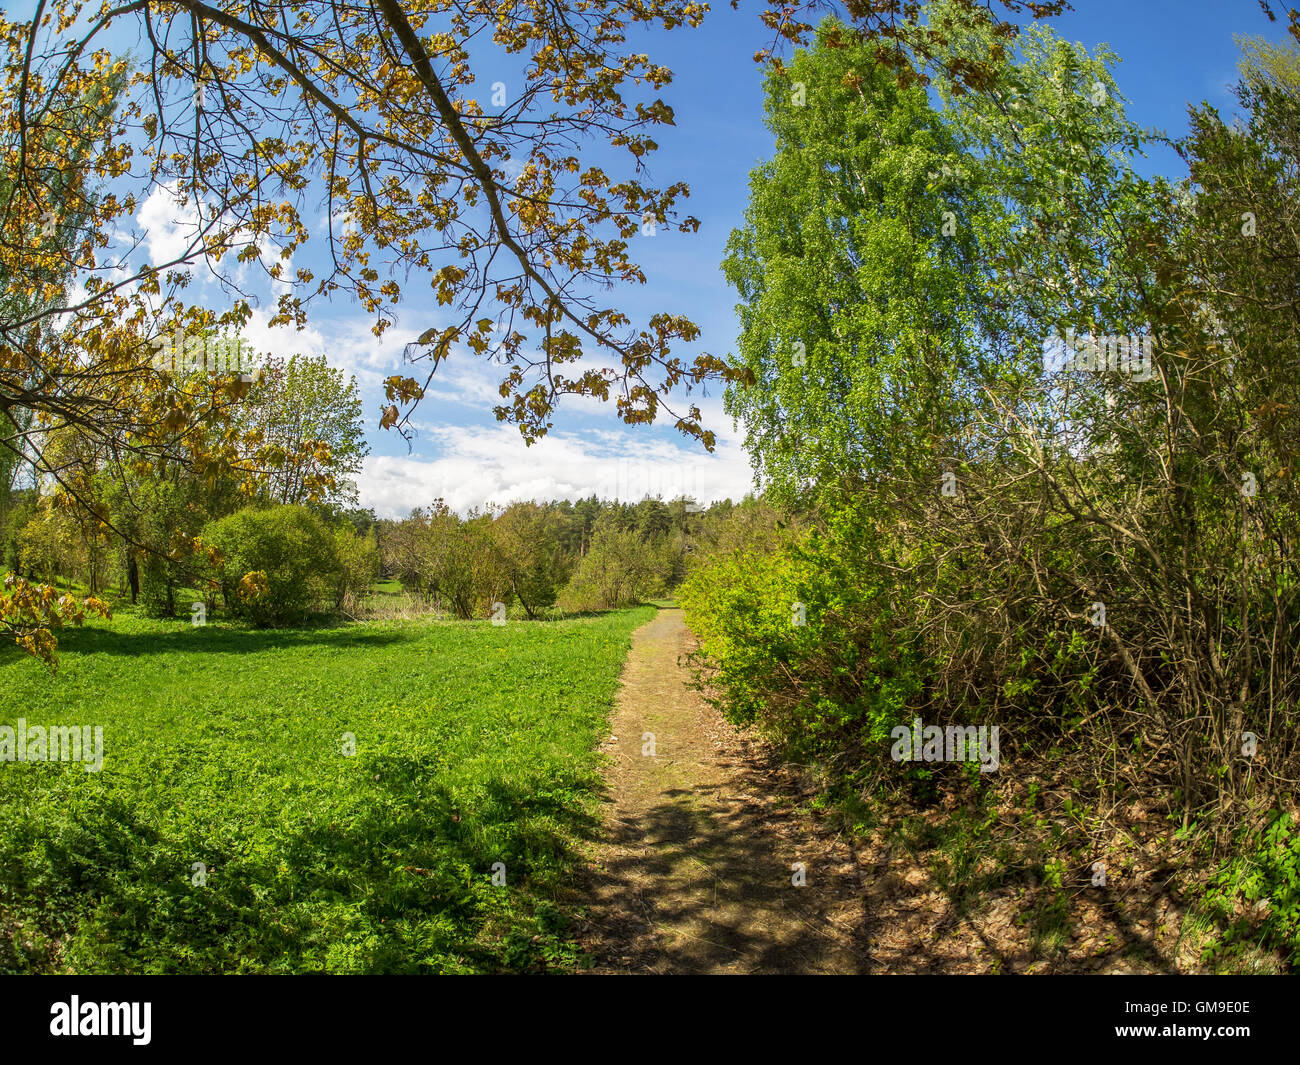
[237, 354, 368, 508]
[722, 17, 990, 504]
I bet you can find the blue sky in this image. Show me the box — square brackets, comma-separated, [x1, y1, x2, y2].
[15, 0, 1290, 515]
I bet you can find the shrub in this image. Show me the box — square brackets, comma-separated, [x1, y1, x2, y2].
[203, 505, 341, 625]
[390, 504, 508, 619]
[333, 524, 380, 614]
[490, 503, 571, 618]
[677, 496, 926, 776]
[558, 517, 667, 611]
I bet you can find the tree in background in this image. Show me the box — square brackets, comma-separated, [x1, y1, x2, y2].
[107, 478, 210, 619]
[391, 503, 507, 620]
[722, 13, 992, 504]
[15, 497, 79, 584]
[237, 354, 368, 508]
[561, 513, 671, 611]
[490, 502, 571, 618]
[0, 58, 126, 657]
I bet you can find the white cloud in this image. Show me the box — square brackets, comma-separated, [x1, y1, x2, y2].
[134, 182, 216, 269]
[359, 423, 755, 517]
[133, 185, 300, 302]
[233, 312, 424, 394]
[411, 354, 504, 410]
[407, 345, 739, 431]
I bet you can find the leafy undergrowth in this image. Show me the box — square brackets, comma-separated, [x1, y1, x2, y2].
[0, 605, 654, 973]
[1197, 811, 1300, 974]
[800, 746, 1297, 974]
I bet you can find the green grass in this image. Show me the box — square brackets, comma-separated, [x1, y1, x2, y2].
[0, 605, 654, 973]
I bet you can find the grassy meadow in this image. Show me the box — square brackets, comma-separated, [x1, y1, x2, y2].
[0, 603, 654, 973]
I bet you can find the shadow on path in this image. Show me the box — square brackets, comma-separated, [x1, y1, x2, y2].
[574, 608, 867, 974]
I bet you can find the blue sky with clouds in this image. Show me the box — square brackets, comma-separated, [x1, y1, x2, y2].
[16, 0, 1290, 516]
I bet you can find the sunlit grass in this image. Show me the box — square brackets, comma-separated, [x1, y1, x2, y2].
[0, 604, 653, 973]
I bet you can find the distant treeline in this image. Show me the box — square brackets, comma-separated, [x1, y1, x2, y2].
[372, 494, 746, 618]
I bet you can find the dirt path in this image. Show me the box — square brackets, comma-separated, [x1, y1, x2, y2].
[575, 607, 866, 974]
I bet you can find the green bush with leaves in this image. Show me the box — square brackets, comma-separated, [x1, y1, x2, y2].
[679, 496, 930, 779]
[387, 504, 507, 619]
[490, 503, 571, 618]
[203, 505, 342, 625]
[559, 516, 670, 611]
[1204, 812, 1300, 968]
[332, 524, 381, 614]
[14, 497, 78, 584]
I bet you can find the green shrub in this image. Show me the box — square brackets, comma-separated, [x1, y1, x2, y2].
[490, 503, 571, 618]
[678, 496, 924, 776]
[1203, 811, 1300, 967]
[333, 524, 380, 614]
[203, 505, 341, 625]
[559, 517, 669, 611]
[393, 505, 507, 619]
